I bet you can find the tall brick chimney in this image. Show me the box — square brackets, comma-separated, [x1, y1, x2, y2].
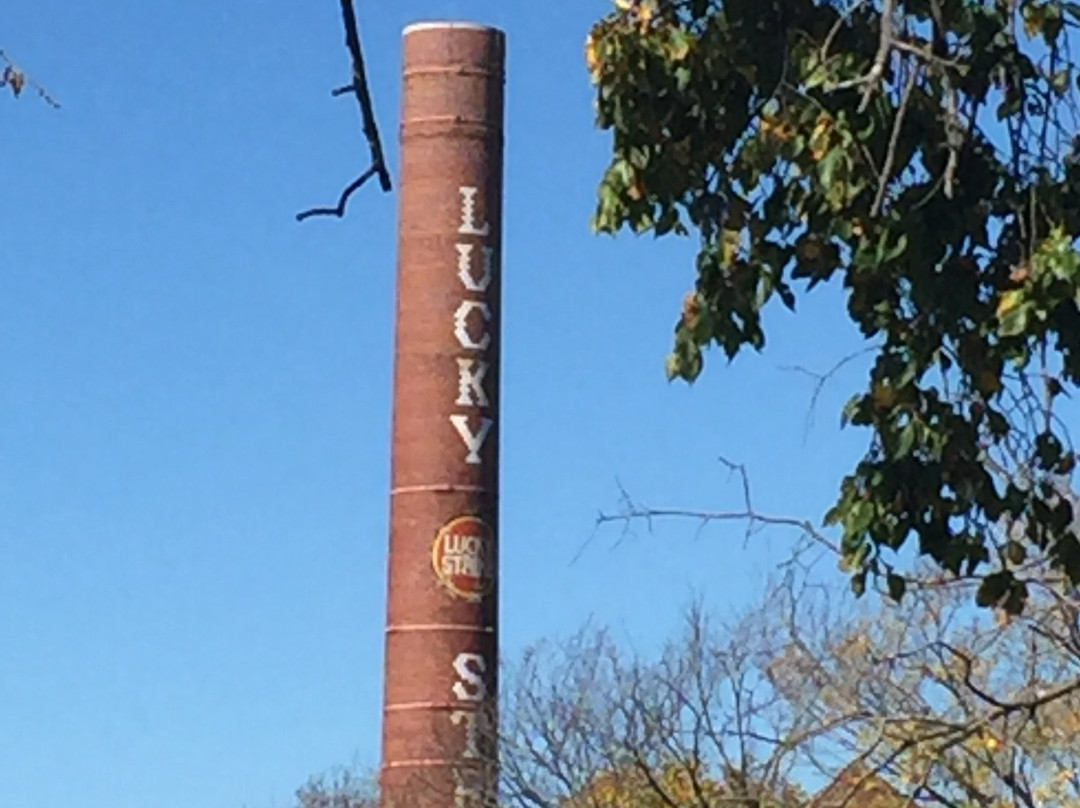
[380, 21, 505, 808]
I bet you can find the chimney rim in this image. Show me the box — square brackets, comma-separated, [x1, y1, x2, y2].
[403, 21, 504, 36]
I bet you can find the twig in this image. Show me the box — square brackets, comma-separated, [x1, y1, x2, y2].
[819, 0, 868, 65]
[297, 0, 391, 222]
[859, 0, 894, 112]
[872, 66, 919, 217]
[0, 49, 60, 108]
[942, 88, 962, 200]
[778, 346, 877, 438]
[595, 456, 840, 554]
[296, 164, 378, 222]
[891, 38, 963, 71]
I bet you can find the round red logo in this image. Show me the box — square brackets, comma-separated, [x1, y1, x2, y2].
[432, 516, 495, 601]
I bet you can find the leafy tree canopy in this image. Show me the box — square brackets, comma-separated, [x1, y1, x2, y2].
[586, 0, 1080, 611]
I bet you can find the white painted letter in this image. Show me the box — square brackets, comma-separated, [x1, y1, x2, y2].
[451, 710, 480, 758]
[456, 243, 495, 293]
[454, 300, 491, 351]
[458, 187, 490, 237]
[450, 415, 493, 465]
[456, 359, 490, 408]
[452, 652, 488, 702]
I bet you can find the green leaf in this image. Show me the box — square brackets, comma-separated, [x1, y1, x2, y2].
[818, 147, 843, 189]
[1034, 431, 1063, 470]
[664, 353, 681, 381]
[886, 572, 906, 602]
[1052, 532, 1080, 583]
[847, 499, 874, 535]
[1002, 579, 1029, 614]
[975, 570, 1013, 608]
[998, 301, 1031, 337]
[896, 422, 917, 458]
[997, 96, 1022, 119]
[850, 569, 867, 597]
[1051, 69, 1071, 95]
[987, 408, 1009, 437]
[1005, 541, 1027, 565]
[1058, 452, 1077, 474]
[880, 233, 908, 264]
[779, 287, 796, 310]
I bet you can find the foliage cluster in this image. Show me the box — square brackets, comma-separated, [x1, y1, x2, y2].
[586, 0, 1080, 610]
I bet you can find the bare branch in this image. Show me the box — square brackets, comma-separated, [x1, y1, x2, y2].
[778, 346, 877, 437]
[0, 49, 60, 108]
[872, 66, 918, 217]
[296, 0, 391, 222]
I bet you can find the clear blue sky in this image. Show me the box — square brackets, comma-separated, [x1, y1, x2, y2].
[3, 2, 875, 806]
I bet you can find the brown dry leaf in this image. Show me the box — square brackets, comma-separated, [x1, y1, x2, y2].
[1009, 264, 1030, 284]
[681, 292, 701, 329]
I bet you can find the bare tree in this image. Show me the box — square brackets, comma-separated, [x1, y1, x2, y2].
[293, 764, 378, 808]
[496, 596, 823, 808]
[492, 559, 1080, 808]
[764, 564, 1080, 808]
[286, 523, 1080, 808]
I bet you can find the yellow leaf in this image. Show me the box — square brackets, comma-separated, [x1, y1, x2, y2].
[797, 236, 822, 262]
[810, 114, 833, 160]
[996, 288, 1023, 319]
[721, 228, 741, 265]
[667, 33, 691, 61]
[584, 30, 603, 81]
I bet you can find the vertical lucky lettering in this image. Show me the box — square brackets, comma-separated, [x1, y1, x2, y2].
[450, 186, 495, 466]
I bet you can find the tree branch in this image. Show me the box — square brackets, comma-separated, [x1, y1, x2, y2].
[778, 346, 877, 438]
[596, 457, 839, 555]
[0, 49, 60, 108]
[872, 65, 918, 217]
[296, 0, 391, 222]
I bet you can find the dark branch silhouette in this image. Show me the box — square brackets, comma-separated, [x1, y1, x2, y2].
[1, 49, 60, 108]
[297, 164, 379, 221]
[297, 0, 391, 222]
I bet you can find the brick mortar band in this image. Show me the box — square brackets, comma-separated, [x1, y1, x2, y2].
[391, 484, 493, 494]
[404, 66, 502, 78]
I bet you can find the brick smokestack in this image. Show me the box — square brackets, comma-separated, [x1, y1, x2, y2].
[381, 21, 505, 808]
